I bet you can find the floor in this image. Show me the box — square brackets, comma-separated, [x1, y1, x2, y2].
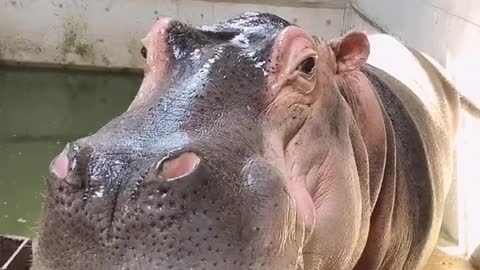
[424, 248, 478, 270]
[7, 239, 479, 269]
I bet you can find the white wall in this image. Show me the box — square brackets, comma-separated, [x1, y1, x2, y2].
[351, 0, 480, 101]
[352, 0, 480, 259]
[0, 0, 347, 69]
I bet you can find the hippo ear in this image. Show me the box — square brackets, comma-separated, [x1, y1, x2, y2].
[328, 31, 370, 73]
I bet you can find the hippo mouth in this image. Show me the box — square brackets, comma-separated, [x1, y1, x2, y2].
[34, 144, 302, 270]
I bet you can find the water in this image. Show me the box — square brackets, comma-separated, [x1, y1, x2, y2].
[0, 66, 141, 238]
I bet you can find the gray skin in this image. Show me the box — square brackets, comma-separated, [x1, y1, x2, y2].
[33, 13, 462, 270]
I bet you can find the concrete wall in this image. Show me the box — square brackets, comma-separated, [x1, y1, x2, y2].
[351, 0, 480, 101]
[0, 0, 348, 69]
[352, 0, 480, 258]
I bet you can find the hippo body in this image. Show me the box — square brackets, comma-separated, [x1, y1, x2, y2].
[33, 13, 461, 270]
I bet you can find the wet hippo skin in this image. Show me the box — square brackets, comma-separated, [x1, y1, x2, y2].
[32, 13, 462, 270]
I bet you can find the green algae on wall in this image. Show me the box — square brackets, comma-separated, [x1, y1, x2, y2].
[0, 40, 10, 60]
[57, 20, 96, 63]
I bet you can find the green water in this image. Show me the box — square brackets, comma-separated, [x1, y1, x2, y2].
[0, 66, 141, 238]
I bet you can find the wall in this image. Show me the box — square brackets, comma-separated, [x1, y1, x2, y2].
[0, 0, 347, 69]
[352, 0, 480, 259]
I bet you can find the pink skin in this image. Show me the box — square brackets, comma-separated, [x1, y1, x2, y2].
[158, 152, 201, 181]
[51, 150, 201, 182]
[49, 150, 69, 179]
[264, 26, 390, 269]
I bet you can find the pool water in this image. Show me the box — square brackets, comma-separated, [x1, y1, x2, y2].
[0, 66, 141, 238]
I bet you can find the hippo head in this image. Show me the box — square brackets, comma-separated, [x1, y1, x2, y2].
[34, 12, 374, 270]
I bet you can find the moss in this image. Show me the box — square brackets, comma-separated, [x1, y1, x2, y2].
[0, 41, 6, 59]
[60, 27, 78, 56]
[58, 22, 96, 62]
[74, 43, 93, 58]
[101, 55, 111, 66]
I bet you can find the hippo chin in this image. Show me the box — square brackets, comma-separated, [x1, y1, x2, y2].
[33, 12, 463, 270]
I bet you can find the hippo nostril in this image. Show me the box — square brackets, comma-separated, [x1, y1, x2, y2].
[49, 144, 90, 189]
[49, 148, 69, 179]
[154, 151, 201, 181]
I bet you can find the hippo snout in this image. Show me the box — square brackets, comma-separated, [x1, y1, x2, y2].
[37, 142, 297, 269]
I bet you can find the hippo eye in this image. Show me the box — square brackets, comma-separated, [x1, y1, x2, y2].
[297, 57, 316, 76]
[141, 46, 147, 59]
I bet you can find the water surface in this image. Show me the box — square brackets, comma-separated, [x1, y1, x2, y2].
[0, 66, 141, 238]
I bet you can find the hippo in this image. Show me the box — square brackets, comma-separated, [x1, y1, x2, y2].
[32, 12, 472, 270]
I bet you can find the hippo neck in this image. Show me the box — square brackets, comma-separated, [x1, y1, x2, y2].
[338, 64, 436, 269]
[336, 67, 400, 269]
[361, 64, 435, 269]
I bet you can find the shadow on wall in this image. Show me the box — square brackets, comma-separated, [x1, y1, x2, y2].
[429, 4, 480, 261]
